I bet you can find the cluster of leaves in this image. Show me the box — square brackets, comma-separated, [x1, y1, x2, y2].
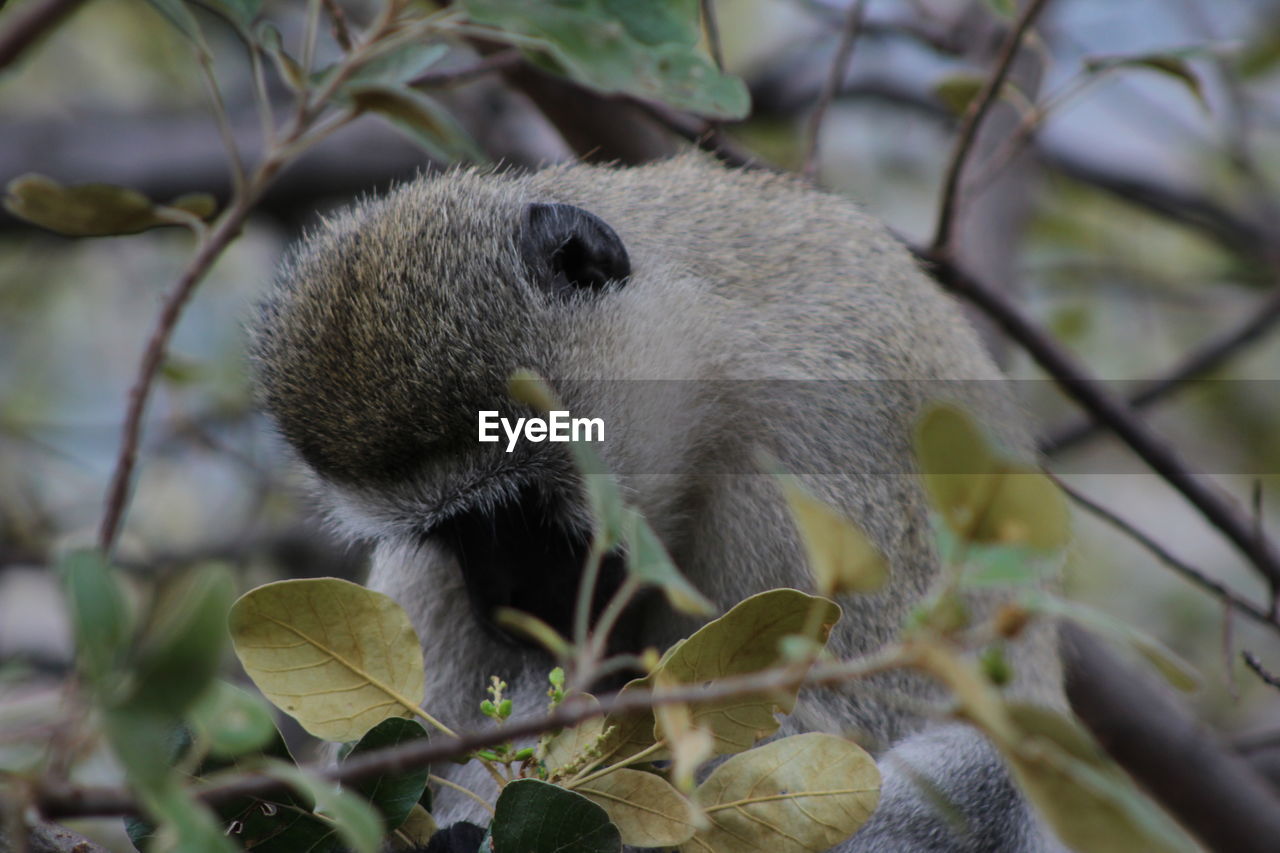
[42, 375, 1214, 852]
[3, 0, 747, 238]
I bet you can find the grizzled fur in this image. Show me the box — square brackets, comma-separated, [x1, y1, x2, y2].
[251, 155, 1067, 851]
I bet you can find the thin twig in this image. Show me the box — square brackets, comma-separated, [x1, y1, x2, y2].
[1043, 285, 1280, 454]
[97, 198, 257, 553]
[0, 0, 85, 70]
[319, 0, 353, 52]
[1054, 477, 1279, 636]
[912, 246, 1280, 591]
[802, 0, 867, 180]
[1243, 651, 1280, 691]
[931, 0, 1052, 254]
[34, 649, 902, 820]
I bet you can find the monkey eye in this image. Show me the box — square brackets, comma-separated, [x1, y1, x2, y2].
[520, 202, 631, 298]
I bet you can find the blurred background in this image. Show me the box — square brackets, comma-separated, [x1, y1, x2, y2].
[3, 0, 1280, 846]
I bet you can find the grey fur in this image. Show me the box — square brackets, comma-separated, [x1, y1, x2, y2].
[250, 155, 1066, 851]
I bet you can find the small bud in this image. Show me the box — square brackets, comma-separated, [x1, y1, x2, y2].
[980, 645, 1013, 686]
[514, 747, 535, 761]
[480, 699, 498, 718]
[548, 667, 565, 689]
[994, 603, 1031, 639]
[498, 698, 513, 719]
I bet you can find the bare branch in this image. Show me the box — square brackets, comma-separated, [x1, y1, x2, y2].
[931, 0, 1052, 254]
[0, 0, 86, 71]
[1043, 284, 1280, 454]
[1243, 651, 1280, 691]
[912, 246, 1280, 591]
[1055, 477, 1279, 636]
[1063, 625, 1280, 853]
[802, 0, 868, 180]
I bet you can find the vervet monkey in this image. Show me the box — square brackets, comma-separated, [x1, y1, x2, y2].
[251, 155, 1066, 852]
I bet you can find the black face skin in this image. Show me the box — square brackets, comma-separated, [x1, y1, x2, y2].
[428, 203, 641, 668]
[425, 481, 643, 662]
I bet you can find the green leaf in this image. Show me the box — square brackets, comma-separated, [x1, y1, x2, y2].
[347, 84, 482, 163]
[141, 785, 238, 853]
[189, 681, 278, 760]
[461, 0, 749, 119]
[129, 563, 234, 716]
[257, 22, 306, 91]
[143, 0, 204, 42]
[335, 42, 450, 89]
[915, 404, 1069, 552]
[622, 508, 714, 615]
[778, 475, 887, 596]
[684, 733, 880, 853]
[603, 590, 841, 761]
[933, 73, 986, 115]
[264, 760, 384, 853]
[576, 768, 697, 847]
[229, 578, 426, 742]
[1084, 52, 1208, 110]
[1003, 705, 1201, 853]
[57, 549, 131, 689]
[201, 0, 263, 30]
[4, 175, 212, 237]
[492, 779, 622, 853]
[343, 718, 431, 831]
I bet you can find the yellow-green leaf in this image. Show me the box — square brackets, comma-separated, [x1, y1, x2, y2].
[658, 589, 841, 755]
[392, 804, 438, 849]
[684, 733, 880, 853]
[545, 695, 605, 774]
[1003, 705, 1201, 853]
[4, 175, 202, 237]
[228, 578, 425, 742]
[781, 479, 887, 595]
[578, 768, 698, 847]
[933, 73, 986, 115]
[915, 404, 1069, 551]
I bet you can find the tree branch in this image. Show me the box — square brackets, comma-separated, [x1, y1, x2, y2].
[1042, 284, 1280, 454]
[802, 0, 867, 179]
[1055, 477, 1279, 635]
[912, 246, 1280, 592]
[1063, 624, 1280, 853]
[0, 0, 86, 71]
[931, 0, 1053, 254]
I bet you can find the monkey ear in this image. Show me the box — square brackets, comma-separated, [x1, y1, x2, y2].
[520, 203, 631, 297]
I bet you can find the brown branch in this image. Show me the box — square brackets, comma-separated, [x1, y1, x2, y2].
[97, 196, 258, 553]
[319, 0, 353, 53]
[1042, 284, 1280, 454]
[0, 0, 86, 71]
[34, 652, 898, 820]
[1055, 477, 1279, 636]
[1063, 625, 1280, 853]
[1243, 651, 1280, 691]
[801, 0, 868, 180]
[931, 0, 1052, 254]
[912, 246, 1280, 592]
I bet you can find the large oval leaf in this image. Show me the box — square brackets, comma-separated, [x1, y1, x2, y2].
[228, 578, 425, 742]
[658, 589, 841, 754]
[577, 768, 697, 847]
[342, 717, 431, 831]
[683, 733, 880, 853]
[492, 779, 621, 853]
